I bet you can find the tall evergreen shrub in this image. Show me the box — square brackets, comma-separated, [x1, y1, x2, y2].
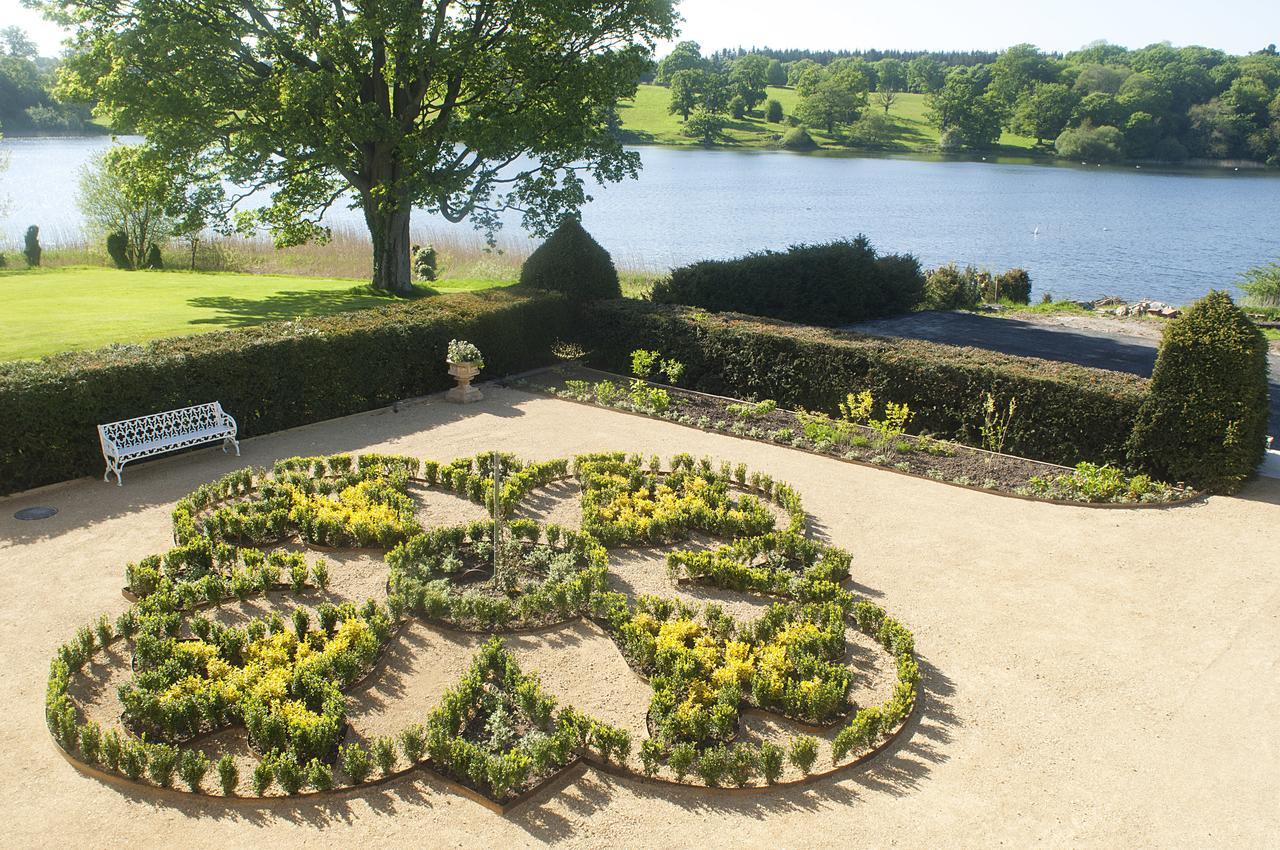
[519, 217, 620, 300]
[1128, 290, 1270, 491]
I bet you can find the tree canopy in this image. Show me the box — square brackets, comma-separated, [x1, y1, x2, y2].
[47, 0, 677, 293]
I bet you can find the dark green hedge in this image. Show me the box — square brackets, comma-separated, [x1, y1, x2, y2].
[519, 217, 621, 301]
[651, 236, 924, 326]
[0, 288, 572, 495]
[1128, 290, 1270, 492]
[583, 300, 1149, 468]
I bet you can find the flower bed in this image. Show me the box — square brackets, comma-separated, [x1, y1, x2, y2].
[512, 366, 1193, 506]
[48, 450, 921, 807]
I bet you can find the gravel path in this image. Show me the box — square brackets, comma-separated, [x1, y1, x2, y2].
[2, 386, 1278, 848]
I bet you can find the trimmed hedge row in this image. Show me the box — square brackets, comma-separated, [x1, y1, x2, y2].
[651, 236, 924, 326]
[0, 288, 572, 495]
[582, 300, 1149, 468]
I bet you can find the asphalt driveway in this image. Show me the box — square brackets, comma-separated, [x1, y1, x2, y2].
[843, 311, 1280, 438]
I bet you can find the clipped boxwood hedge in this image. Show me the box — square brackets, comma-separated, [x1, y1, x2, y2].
[582, 300, 1149, 468]
[0, 289, 572, 495]
[651, 236, 924, 326]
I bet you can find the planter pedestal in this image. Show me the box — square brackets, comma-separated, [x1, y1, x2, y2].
[447, 361, 483, 403]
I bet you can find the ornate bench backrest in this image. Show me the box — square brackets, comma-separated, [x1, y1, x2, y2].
[100, 402, 225, 450]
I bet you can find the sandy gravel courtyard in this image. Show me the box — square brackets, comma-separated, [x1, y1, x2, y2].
[1, 385, 1277, 849]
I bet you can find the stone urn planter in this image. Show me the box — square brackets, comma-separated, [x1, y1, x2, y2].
[446, 360, 483, 403]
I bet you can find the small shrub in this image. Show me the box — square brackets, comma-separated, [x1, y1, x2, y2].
[274, 753, 305, 795]
[519, 217, 620, 300]
[994, 268, 1032, 304]
[765, 99, 784, 123]
[307, 758, 334, 791]
[217, 753, 239, 795]
[24, 225, 41, 267]
[788, 735, 818, 774]
[340, 742, 372, 784]
[147, 744, 179, 787]
[412, 244, 439, 282]
[78, 721, 102, 763]
[639, 738, 662, 777]
[178, 749, 211, 793]
[119, 739, 148, 781]
[781, 126, 817, 150]
[106, 230, 131, 269]
[399, 724, 427, 763]
[668, 742, 696, 781]
[251, 758, 274, 795]
[759, 741, 783, 783]
[923, 263, 981, 310]
[144, 243, 163, 270]
[312, 559, 330, 590]
[372, 736, 397, 776]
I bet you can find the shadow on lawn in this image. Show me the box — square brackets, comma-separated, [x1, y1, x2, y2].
[186, 287, 431, 328]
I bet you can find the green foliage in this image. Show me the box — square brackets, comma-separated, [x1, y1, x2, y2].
[412, 244, 439, 282]
[177, 749, 210, 793]
[372, 736, 397, 776]
[1129, 291, 1270, 491]
[0, 289, 572, 495]
[519, 217, 620, 301]
[57, 0, 677, 293]
[23, 225, 41, 267]
[780, 126, 818, 150]
[923, 263, 983, 310]
[788, 735, 819, 774]
[217, 753, 238, 795]
[584, 300, 1148, 468]
[1238, 261, 1280, 307]
[682, 107, 726, 145]
[1023, 462, 1185, 503]
[251, 759, 274, 795]
[759, 741, 784, 783]
[1055, 124, 1124, 161]
[147, 744, 179, 787]
[927, 68, 1004, 149]
[765, 99, 784, 123]
[340, 743, 371, 784]
[652, 236, 924, 326]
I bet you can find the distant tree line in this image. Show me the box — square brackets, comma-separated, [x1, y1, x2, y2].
[0, 27, 95, 135]
[708, 47, 1002, 70]
[653, 40, 1280, 165]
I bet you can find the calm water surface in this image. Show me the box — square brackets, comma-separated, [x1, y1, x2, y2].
[2, 136, 1278, 304]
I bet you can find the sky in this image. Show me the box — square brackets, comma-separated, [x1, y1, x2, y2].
[3, 0, 1278, 58]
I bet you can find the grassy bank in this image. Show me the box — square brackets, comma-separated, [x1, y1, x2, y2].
[617, 84, 1039, 154]
[0, 267, 513, 360]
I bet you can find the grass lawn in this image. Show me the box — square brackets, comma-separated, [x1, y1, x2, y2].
[0, 267, 511, 361]
[618, 84, 1040, 155]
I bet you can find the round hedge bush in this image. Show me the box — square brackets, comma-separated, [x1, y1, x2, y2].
[1128, 290, 1270, 492]
[781, 126, 817, 150]
[518, 217, 620, 300]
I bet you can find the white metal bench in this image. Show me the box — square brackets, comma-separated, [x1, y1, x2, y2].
[98, 402, 239, 486]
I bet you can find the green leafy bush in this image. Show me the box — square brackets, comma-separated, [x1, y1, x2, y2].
[780, 126, 817, 150]
[519, 217, 621, 301]
[653, 236, 924, 326]
[0, 289, 572, 495]
[23, 225, 41, 267]
[1055, 124, 1124, 161]
[1128, 290, 1270, 491]
[923, 263, 982, 310]
[994, 268, 1032, 304]
[106, 230, 131, 269]
[583, 300, 1147, 468]
[217, 753, 238, 795]
[765, 99, 784, 123]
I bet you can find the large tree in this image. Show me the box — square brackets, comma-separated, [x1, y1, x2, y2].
[47, 0, 676, 294]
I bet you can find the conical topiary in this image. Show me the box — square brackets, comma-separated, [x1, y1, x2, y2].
[1128, 290, 1270, 492]
[519, 217, 620, 300]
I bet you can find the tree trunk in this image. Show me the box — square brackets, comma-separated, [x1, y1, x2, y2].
[365, 200, 413, 295]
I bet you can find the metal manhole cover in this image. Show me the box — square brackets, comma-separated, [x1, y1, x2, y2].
[14, 506, 58, 521]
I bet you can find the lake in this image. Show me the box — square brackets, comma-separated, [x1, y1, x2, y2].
[2, 135, 1279, 304]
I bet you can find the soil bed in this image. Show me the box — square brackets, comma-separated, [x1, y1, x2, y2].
[511, 366, 1195, 505]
